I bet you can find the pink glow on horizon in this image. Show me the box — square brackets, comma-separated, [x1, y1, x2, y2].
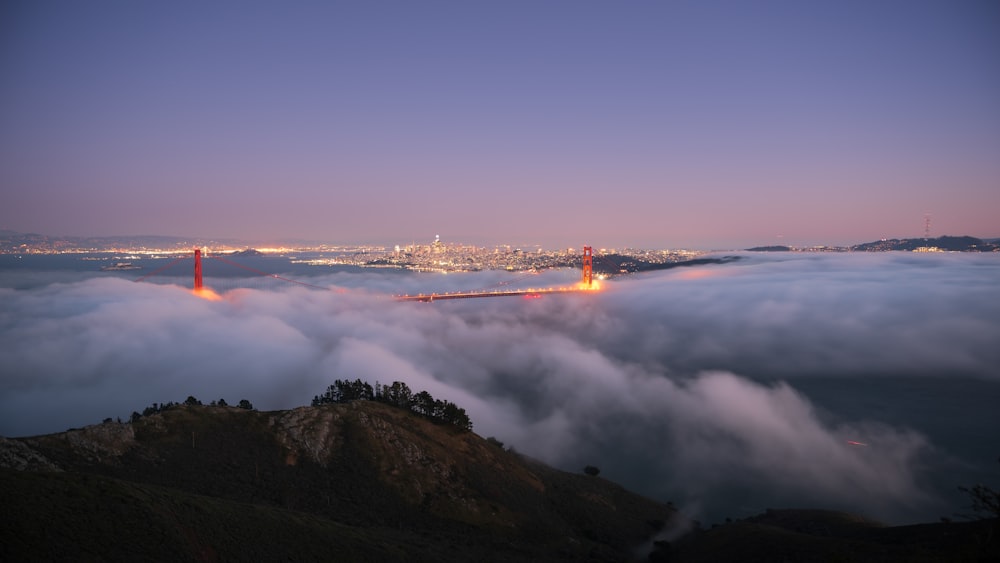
[1, 2, 997, 248]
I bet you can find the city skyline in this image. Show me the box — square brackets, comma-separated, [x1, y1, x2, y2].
[2, 1, 998, 250]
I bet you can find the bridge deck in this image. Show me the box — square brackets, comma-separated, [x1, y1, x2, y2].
[396, 287, 589, 302]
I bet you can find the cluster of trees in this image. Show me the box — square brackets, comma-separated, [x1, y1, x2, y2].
[199, 397, 254, 410]
[126, 396, 254, 423]
[312, 379, 472, 431]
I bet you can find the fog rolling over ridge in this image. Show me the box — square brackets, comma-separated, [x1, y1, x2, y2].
[2, 252, 999, 524]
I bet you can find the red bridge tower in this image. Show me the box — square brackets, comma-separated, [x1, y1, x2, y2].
[194, 248, 203, 290]
[582, 246, 593, 287]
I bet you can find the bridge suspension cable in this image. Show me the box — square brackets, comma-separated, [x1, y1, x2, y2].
[206, 254, 332, 290]
[134, 245, 602, 299]
[134, 255, 189, 283]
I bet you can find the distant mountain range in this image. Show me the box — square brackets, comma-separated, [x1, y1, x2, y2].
[0, 230, 246, 253]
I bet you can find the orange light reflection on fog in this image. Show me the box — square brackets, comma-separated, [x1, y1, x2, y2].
[192, 287, 223, 301]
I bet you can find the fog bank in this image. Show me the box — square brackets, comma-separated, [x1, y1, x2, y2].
[2, 252, 998, 523]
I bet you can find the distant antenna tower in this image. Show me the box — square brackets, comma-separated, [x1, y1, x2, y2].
[923, 213, 931, 240]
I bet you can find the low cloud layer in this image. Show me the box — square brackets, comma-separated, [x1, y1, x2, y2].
[2, 252, 998, 523]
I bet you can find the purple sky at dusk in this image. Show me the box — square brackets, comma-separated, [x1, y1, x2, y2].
[2, 1, 998, 249]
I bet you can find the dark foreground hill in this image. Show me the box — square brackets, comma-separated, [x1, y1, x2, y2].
[2, 402, 997, 562]
[1, 402, 677, 562]
[663, 509, 998, 562]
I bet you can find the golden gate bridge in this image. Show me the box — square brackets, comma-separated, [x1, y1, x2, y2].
[135, 246, 605, 301]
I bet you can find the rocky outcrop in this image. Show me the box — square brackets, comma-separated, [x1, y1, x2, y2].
[25, 420, 137, 466]
[268, 406, 344, 465]
[0, 436, 61, 472]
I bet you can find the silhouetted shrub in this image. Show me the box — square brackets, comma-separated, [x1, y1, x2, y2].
[957, 457, 1000, 519]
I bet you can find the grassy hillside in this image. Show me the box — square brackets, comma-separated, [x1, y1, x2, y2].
[2, 402, 675, 562]
[4, 401, 997, 561]
[0, 469, 423, 562]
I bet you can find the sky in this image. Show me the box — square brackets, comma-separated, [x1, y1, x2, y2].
[2, 252, 1000, 524]
[1, 0, 998, 249]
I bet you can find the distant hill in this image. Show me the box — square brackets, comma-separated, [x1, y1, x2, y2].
[743, 236, 999, 253]
[594, 255, 742, 276]
[229, 248, 264, 256]
[851, 235, 996, 252]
